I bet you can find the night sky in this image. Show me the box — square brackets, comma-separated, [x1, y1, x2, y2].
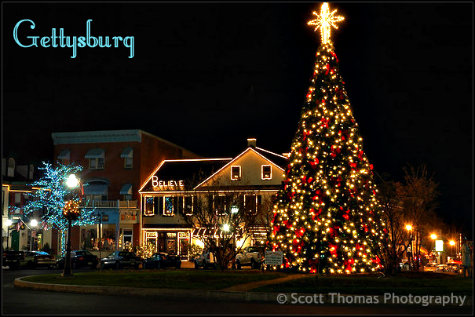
[3, 2, 472, 235]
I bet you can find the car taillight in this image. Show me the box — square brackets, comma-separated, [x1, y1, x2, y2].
[78, 256, 84, 261]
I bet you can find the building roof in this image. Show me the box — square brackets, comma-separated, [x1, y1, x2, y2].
[51, 129, 199, 157]
[253, 147, 288, 170]
[140, 159, 232, 192]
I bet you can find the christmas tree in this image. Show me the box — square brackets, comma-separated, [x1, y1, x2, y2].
[269, 3, 385, 274]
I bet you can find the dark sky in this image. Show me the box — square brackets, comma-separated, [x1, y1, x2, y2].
[3, 2, 472, 234]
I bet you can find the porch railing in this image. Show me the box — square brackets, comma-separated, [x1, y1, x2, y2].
[80, 200, 138, 208]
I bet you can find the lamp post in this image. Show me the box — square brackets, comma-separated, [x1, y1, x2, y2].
[30, 219, 38, 251]
[449, 240, 456, 259]
[405, 224, 413, 269]
[5, 219, 12, 250]
[62, 174, 81, 277]
[430, 233, 438, 264]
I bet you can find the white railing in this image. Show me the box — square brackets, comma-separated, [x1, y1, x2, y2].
[81, 200, 138, 208]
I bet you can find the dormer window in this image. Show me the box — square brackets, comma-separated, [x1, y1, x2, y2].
[231, 166, 241, 181]
[262, 165, 272, 180]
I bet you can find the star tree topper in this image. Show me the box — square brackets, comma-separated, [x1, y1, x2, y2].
[308, 2, 345, 45]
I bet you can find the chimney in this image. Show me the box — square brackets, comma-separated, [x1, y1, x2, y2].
[247, 138, 257, 148]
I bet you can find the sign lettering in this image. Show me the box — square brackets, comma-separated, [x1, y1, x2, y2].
[152, 176, 184, 190]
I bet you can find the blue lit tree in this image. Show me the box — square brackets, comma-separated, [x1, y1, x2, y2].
[17, 162, 97, 255]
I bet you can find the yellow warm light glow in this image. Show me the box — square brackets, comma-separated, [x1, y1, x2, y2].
[405, 224, 413, 231]
[449, 240, 455, 246]
[307, 2, 345, 45]
[430, 233, 438, 240]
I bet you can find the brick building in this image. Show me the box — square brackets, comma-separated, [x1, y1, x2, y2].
[51, 129, 198, 254]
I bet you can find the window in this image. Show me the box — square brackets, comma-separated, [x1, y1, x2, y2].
[231, 166, 241, 181]
[15, 193, 22, 204]
[164, 197, 175, 216]
[124, 157, 133, 169]
[144, 197, 155, 216]
[184, 196, 194, 216]
[262, 165, 272, 180]
[123, 230, 133, 248]
[89, 158, 104, 170]
[244, 194, 259, 215]
[121, 147, 133, 169]
[214, 195, 227, 215]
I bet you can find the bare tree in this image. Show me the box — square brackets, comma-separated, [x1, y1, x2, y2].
[375, 173, 412, 275]
[397, 164, 439, 271]
[184, 187, 261, 270]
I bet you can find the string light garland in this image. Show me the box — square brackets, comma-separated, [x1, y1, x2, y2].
[268, 2, 386, 274]
[16, 162, 98, 256]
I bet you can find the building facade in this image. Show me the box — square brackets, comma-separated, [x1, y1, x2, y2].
[138, 139, 287, 259]
[51, 129, 198, 254]
[2, 158, 51, 252]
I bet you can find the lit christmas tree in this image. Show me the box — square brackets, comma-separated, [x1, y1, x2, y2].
[269, 3, 385, 274]
[18, 162, 98, 255]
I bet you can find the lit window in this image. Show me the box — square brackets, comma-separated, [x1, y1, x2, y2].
[144, 197, 154, 216]
[262, 165, 272, 180]
[163, 197, 177, 216]
[231, 166, 241, 181]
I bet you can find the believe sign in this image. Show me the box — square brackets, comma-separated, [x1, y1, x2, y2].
[265, 250, 283, 266]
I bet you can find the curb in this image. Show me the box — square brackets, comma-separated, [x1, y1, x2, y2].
[14, 276, 473, 306]
[14, 276, 279, 302]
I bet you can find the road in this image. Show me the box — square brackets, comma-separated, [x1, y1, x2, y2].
[2, 268, 472, 315]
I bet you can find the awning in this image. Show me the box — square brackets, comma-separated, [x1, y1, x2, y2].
[120, 184, 132, 195]
[120, 147, 133, 158]
[58, 149, 70, 160]
[85, 148, 105, 159]
[83, 183, 108, 195]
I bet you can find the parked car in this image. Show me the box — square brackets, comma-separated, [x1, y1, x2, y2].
[193, 250, 217, 269]
[447, 263, 462, 274]
[235, 246, 264, 269]
[27, 251, 56, 269]
[100, 251, 142, 269]
[424, 262, 438, 272]
[56, 250, 98, 269]
[2, 250, 55, 269]
[3, 251, 33, 270]
[143, 252, 181, 269]
[435, 264, 448, 272]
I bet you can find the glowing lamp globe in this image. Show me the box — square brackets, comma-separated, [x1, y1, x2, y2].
[66, 174, 80, 189]
[30, 219, 38, 227]
[222, 223, 230, 232]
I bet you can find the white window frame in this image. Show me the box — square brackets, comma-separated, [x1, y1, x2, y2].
[89, 158, 104, 170]
[231, 165, 241, 181]
[261, 165, 272, 180]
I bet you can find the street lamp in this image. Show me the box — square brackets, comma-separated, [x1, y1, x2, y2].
[62, 173, 81, 277]
[222, 223, 230, 232]
[430, 233, 438, 240]
[5, 219, 12, 250]
[405, 224, 414, 269]
[30, 219, 38, 251]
